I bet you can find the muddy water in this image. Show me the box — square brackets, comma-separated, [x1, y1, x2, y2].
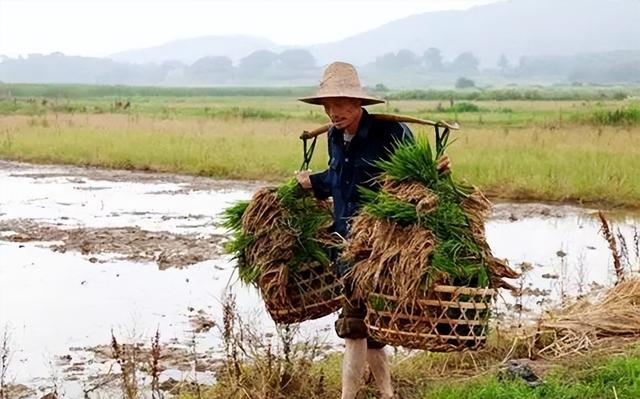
[1, 161, 639, 396]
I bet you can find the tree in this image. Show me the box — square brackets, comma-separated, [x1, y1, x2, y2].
[374, 52, 397, 69]
[238, 50, 279, 76]
[279, 49, 316, 70]
[455, 77, 476, 89]
[374, 50, 419, 69]
[422, 47, 443, 71]
[498, 54, 511, 74]
[395, 49, 420, 68]
[451, 52, 479, 74]
[188, 56, 233, 83]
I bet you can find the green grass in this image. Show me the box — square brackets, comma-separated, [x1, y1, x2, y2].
[385, 86, 640, 101]
[419, 354, 640, 399]
[0, 83, 316, 98]
[3, 82, 640, 101]
[591, 106, 640, 125]
[3, 85, 639, 129]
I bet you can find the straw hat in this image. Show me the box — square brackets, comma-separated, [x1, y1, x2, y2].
[299, 62, 384, 105]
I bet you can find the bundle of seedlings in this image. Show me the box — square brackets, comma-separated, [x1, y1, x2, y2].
[222, 179, 343, 324]
[343, 133, 518, 351]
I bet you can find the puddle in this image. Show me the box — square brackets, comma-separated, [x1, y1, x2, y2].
[0, 243, 336, 397]
[0, 160, 259, 236]
[487, 204, 640, 321]
[0, 161, 639, 397]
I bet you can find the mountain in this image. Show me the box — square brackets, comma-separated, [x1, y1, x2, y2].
[104, 0, 639, 68]
[2, 0, 639, 86]
[309, 0, 640, 66]
[109, 35, 286, 65]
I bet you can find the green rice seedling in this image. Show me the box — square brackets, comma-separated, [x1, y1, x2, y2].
[221, 179, 334, 285]
[221, 178, 343, 324]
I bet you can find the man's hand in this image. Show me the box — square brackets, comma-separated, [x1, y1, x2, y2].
[437, 155, 451, 174]
[295, 170, 312, 189]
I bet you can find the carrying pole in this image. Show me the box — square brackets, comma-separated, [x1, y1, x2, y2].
[299, 113, 459, 140]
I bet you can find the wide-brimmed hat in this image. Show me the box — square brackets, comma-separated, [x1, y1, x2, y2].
[299, 62, 384, 106]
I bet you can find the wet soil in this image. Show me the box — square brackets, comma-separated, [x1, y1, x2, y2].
[0, 160, 262, 192]
[2, 160, 639, 397]
[0, 219, 224, 269]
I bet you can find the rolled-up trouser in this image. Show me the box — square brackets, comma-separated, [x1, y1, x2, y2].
[334, 282, 385, 349]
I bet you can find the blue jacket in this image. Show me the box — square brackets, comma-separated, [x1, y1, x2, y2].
[309, 109, 414, 238]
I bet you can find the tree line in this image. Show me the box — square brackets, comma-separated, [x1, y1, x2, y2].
[0, 48, 638, 86]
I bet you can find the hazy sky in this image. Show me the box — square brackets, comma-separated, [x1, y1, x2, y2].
[0, 0, 500, 58]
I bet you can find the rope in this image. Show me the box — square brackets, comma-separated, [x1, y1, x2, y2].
[299, 136, 318, 171]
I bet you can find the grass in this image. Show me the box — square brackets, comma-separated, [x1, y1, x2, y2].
[591, 106, 640, 126]
[1, 111, 639, 208]
[3, 82, 640, 101]
[0, 114, 329, 179]
[0, 83, 317, 98]
[417, 353, 640, 399]
[180, 337, 640, 399]
[385, 86, 640, 101]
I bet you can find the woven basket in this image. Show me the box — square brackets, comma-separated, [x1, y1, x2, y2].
[366, 285, 495, 351]
[258, 261, 343, 324]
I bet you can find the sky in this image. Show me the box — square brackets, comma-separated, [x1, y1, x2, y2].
[0, 0, 500, 58]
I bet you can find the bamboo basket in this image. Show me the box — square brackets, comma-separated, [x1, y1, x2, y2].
[259, 261, 344, 324]
[366, 284, 495, 351]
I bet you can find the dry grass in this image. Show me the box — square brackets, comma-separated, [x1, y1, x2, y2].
[206, 293, 338, 399]
[598, 210, 625, 282]
[111, 331, 141, 399]
[196, 285, 640, 399]
[0, 114, 329, 180]
[442, 124, 640, 208]
[1, 112, 640, 207]
[537, 278, 640, 358]
[0, 327, 10, 399]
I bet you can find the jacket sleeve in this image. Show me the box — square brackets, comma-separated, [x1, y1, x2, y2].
[308, 129, 334, 200]
[309, 169, 331, 200]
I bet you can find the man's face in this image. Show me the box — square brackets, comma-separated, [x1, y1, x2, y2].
[322, 97, 362, 131]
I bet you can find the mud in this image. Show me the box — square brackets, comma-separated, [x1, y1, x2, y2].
[2, 160, 640, 397]
[0, 219, 224, 269]
[1, 384, 35, 399]
[1, 160, 263, 192]
[491, 202, 593, 221]
[84, 341, 221, 374]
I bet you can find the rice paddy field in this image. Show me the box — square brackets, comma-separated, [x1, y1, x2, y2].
[1, 84, 640, 209]
[2, 83, 640, 399]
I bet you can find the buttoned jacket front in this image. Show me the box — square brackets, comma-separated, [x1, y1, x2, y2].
[309, 109, 413, 237]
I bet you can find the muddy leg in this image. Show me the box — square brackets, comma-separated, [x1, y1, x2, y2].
[341, 338, 367, 399]
[367, 347, 394, 398]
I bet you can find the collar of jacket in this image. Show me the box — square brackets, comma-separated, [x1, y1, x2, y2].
[329, 107, 373, 145]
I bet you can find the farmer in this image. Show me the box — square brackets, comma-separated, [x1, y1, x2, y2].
[296, 62, 450, 399]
